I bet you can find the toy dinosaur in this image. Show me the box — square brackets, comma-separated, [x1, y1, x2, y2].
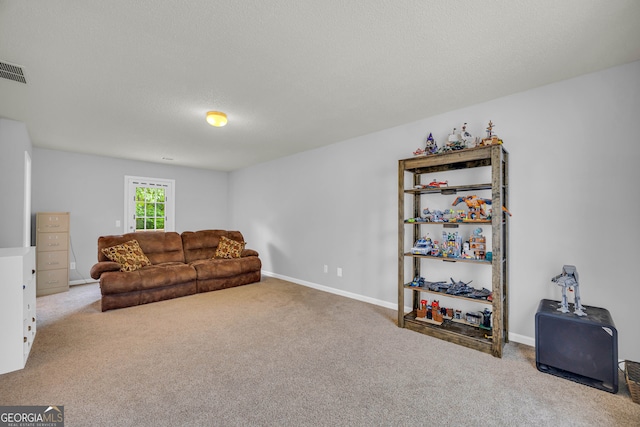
[452, 195, 512, 219]
[452, 195, 492, 218]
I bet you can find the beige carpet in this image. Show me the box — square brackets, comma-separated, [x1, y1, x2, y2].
[1, 277, 638, 426]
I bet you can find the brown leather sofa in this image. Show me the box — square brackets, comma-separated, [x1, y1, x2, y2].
[90, 230, 261, 311]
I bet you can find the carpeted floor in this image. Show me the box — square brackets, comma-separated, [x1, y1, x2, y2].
[1, 277, 638, 426]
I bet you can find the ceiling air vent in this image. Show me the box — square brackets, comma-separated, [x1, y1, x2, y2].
[0, 61, 27, 84]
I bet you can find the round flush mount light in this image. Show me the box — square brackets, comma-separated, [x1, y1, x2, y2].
[206, 111, 228, 127]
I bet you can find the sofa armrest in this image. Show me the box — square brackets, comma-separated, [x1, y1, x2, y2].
[90, 261, 121, 279]
[241, 249, 259, 257]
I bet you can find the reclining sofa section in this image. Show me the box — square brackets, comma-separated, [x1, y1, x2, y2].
[90, 230, 261, 311]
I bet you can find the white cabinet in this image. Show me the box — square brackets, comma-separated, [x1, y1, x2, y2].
[36, 212, 69, 296]
[0, 247, 37, 375]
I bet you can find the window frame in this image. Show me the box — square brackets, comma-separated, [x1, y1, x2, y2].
[124, 175, 175, 233]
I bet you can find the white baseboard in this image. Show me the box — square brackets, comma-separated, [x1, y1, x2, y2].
[70, 279, 98, 286]
[262, 270, 535, 348]
[262, 270, 397, 310]
[509, 332, 535, 347]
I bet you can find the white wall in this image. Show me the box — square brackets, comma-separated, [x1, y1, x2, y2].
[32, 148, 229, 282]
[230, 60, 640, 361]
[0, 118, 32, 248]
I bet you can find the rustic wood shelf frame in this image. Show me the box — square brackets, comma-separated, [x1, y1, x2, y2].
[398, 145, 509, 357]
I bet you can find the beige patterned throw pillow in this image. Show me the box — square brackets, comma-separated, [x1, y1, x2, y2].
[101, 240, 151, 272]
[214, 236, 245, 259]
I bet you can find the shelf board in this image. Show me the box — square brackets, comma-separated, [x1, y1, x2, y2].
[404, 183, 492, 195]
[403, 284, 492, 305]
[403, 311, 496, 356]
[400, 146, 499, 172]
[403, 252, 491, 265]
[404, 219, 491, 225]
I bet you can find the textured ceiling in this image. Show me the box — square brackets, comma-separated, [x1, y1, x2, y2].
[1, 1, 639, 171]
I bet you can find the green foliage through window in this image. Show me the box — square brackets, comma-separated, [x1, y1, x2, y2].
[135, 187, 166, 231]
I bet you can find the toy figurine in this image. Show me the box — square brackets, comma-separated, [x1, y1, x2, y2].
[425, 133, 438, 154]
[426, 179, 448, 188]
[430, 209, 445, 222]
[417, 299, 428, 318]
[432, 300, 443, 322]
[466, 312, 481, 325]
[441, 231, 462, 258]
[460, 123, 475, 148]
[411, 237, 433, 255]
[551, 265, 586, 316]
[480, 308, 492, 330]
[462, 242, 473, 258]
[469, 228, 486, 260]
[452, 195, 512, 219]
[480, 120, 503, 146]
[413, 147, 426, 156]
[409, 276, 426, 287]
[452, 195, 493, 219]
[444, 128, 465, 151]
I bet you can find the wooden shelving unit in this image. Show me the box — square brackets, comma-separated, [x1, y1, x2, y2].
[398, 145, 509, 357]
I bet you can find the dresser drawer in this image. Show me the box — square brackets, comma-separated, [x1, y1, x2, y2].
[36, 232, 69, 252]
[37, 251, 68, 271]
[36, 213, 69, 233]
[36, 268, 69, 290]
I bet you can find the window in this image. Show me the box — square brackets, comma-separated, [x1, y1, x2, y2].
[124, 176, 175, 232]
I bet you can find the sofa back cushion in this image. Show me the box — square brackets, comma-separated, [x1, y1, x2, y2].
[97, 231, 185, 265]
[181, 230, 245, 263]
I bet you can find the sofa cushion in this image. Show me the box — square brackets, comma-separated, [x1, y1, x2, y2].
[99, 262, 197, 294]
[98, 232, 185, 265]
[101, 240, 151, 272]
[190, 256, 261, 280]
[214, 236, 245, 259]
[181, 230, 247, 263]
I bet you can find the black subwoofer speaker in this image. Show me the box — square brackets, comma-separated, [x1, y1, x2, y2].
[535, 299, 618, 393]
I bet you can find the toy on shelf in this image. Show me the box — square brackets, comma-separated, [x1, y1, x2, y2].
[425, 133, 438, 154]
[441, 231, 462, 258]
[460, 123, 477, 148]
[426, 179, 448, 188]
[410, 285, 493, 330]
[421, 208, 445, 223]
[406, 276, 492, 300]
[414, 133, 439, 156]
[452, 195, 492, 220]
[411, 237, 433, 255]
[417, 299, 428, 318]
[469, 228, 486, 260]
[480, 120, 503, 146]
[481, 308, 492, 330]
[452, 195, 512, 220]
[412, 121, 508, 157]
[412, 179, 447, 190]
[551, 265, 586, 316]
[443, 128, 465, 152]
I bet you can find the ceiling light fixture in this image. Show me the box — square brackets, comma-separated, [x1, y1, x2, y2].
[206, 111, 228, 127]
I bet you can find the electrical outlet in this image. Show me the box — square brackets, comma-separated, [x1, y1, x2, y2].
[116, 220, 121, 227]
[70, 262, 76, 270]
[337, 267, 342, 277]
[323, 265, 328, 273]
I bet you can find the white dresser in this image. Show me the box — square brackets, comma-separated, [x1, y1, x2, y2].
[36, 212, 70, 296]
[0, 246, 37, 375]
